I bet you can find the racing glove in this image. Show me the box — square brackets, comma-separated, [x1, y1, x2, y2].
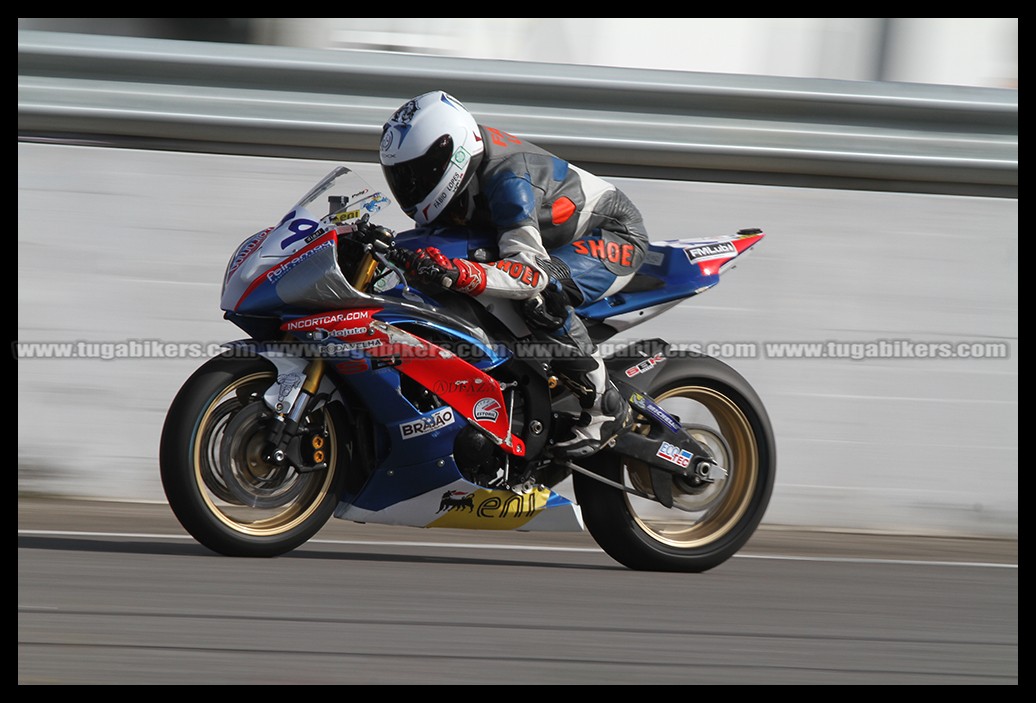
[409, 247, 487, 296]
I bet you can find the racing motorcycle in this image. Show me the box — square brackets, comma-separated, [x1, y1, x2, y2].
[160, 166, 776, 572]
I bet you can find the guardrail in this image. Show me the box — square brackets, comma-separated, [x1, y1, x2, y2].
[18, 30, 1018, 197]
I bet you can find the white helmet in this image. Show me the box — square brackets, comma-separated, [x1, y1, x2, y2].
[379, 91, 485, 226]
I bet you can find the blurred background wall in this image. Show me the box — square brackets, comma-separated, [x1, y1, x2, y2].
[17, 18, 1018, 88]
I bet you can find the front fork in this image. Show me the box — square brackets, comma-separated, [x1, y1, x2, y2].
[249, 245, 376, 474]
[259, 354, 329, 473]
[254, 243, 382, 468]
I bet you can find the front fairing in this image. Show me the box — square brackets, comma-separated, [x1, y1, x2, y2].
[215, 165, 505, 366]
[220, 166, 394, 316]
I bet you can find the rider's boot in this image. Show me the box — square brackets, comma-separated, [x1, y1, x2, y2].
[550, 362, 633, 460]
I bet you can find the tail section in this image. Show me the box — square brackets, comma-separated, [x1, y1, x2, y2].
[579, 229, 764, 334]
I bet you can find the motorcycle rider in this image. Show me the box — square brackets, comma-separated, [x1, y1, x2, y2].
[379, 90, 650, 459]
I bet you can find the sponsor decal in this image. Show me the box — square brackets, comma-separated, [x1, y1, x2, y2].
[437, 490, 475, 513]
[227, 228, 271, 279]
[492, 260, 541, 288]
[265, 239, 334, 285]
[434, 488, 544, 520]
[685, 242, 736, 263]
[400, 407, 456, 439]
[431, 171, 464, 212]
[473, 397, 502, 422]
[433, 378, 489, 395]
[649, 406, 684, 435]
[331, 326, 369, 337]
[572, 239, 638, 268]
[656, 441, 693, 469]
[625, 352, 666, 378]
[323, 338, 382, 353]
[282, 310, 374, 331]
[451, 146, 471, 168]
[362, 194, 390, 213]
[329, 209, 362, 224]
[629, 392, 684, 435]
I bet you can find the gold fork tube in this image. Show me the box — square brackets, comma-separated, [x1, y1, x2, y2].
[351, 251, 379, 291]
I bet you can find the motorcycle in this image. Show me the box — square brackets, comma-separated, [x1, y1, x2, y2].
[160, 166, 776, 572]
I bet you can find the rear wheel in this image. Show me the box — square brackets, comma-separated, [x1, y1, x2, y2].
[160, 355, 348, 557]
[573, 356, 775, 572]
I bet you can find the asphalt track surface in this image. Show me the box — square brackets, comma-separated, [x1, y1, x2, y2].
[18, 497, 1017, 685]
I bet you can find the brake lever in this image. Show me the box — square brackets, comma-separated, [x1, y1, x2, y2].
[373, 247, 414, 293]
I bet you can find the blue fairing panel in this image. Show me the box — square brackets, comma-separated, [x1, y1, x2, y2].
[334, 367, 467, 509]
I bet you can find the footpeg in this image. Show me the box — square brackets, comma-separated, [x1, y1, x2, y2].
[509, 478, 538, 495]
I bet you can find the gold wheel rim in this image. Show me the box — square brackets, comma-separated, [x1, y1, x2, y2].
[625, 385, 758, 548]
[192, 371, 337, 536]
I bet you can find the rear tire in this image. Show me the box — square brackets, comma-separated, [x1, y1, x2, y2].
[160, 354, 348, 557]
[573, 355, 775, 572]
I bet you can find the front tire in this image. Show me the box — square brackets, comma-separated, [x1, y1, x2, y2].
[160, 354, 348, 557]
[573, 355, 776, 572]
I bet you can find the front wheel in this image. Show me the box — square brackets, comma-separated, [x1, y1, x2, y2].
[573, 355, 776, 572]
[160, 354, 348, 557]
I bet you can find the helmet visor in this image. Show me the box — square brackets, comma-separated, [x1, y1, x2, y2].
[382, 134, 455, 212]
